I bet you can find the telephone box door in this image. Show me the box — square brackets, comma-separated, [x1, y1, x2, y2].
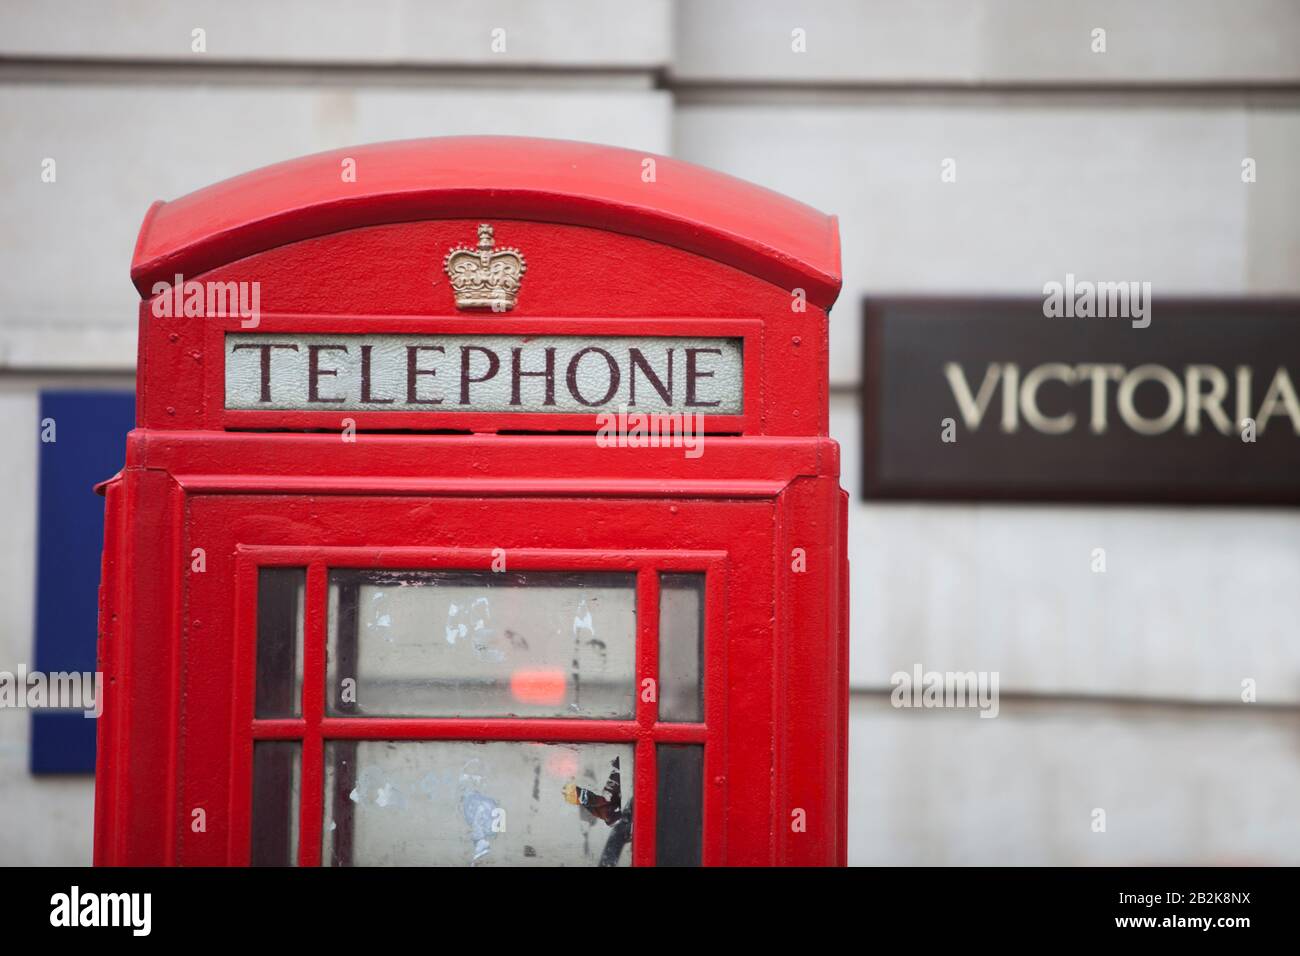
[182, 491, 778, 867]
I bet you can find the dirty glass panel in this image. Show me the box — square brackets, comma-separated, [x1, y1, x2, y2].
[255, 567, 305, 718]
[658, 573, 704, 722]
[321, 740, 634, 866]
[251, 741, 301, 866]
[326, 570, 636, 718]
[656, 744, 703, 866]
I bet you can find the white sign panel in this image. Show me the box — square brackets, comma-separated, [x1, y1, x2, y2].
[225, 333, 743, 414]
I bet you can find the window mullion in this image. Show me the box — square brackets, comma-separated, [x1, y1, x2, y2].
[297, 561, 327, 866]
[632, 567, 659, 866]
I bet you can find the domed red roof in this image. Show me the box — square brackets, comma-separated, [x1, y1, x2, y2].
[131, 136, 841, 308]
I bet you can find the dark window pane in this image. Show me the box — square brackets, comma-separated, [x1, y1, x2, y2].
[658, 573, 704, 722]
[251, 741, 300, 866]
[255, 568, 304, 717]
[656, 744, 703, 866]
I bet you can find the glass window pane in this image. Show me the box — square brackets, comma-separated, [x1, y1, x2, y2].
[251, 741, 300, 866]
[322, 740, 634, 866]
[658, 573, 704, 722]
[255, 567, 304, 718]
[326, 570, 636, 718]
[656, 744, 703, 866]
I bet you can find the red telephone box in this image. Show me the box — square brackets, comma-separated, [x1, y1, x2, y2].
[94, 137, 847, 866]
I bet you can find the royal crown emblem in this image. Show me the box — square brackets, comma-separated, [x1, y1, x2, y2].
[443, 223, 526, 311]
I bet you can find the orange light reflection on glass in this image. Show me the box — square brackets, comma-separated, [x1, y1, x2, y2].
[510, 668, 568, 706]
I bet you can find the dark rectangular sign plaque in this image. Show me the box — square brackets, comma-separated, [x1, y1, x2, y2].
[862, 298, 1300, 503]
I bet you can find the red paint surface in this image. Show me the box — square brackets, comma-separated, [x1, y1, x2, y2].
[131, 136, 841, 309]
[96, 137, 848, 867]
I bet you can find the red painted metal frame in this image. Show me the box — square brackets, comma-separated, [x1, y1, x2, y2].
[98, 441, 842, 866]
[227, 547, 724, 867]
[205, 314, 762, 434]
[200, 498, 754, 866]
[97, 137, 848, 868]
